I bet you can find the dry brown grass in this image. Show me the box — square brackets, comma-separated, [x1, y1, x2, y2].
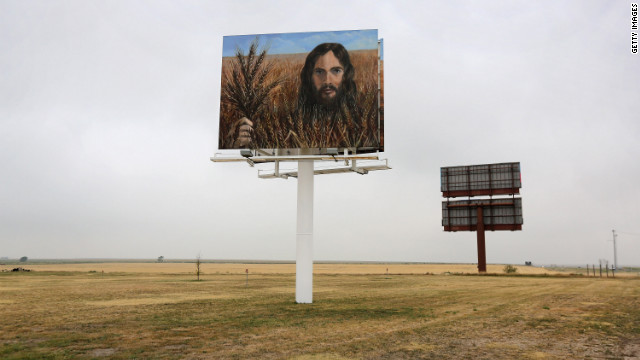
[6, 262, 560, 275]
[1, 264, 638, 359]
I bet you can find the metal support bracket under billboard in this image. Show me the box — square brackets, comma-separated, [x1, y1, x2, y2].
[211, 152, 391, 179]
[210, 152, 382, 163]
[257, 159, 391, 179]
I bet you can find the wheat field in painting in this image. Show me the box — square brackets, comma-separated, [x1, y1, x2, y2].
[219, 49, 383, 152]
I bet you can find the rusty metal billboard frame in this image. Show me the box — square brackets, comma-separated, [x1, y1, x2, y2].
[440, 162, 523, 273]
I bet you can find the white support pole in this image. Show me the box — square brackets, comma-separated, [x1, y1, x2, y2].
[296, 160, 314, 303]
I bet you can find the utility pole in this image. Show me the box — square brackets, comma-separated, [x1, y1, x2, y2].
[612, 229, 618, 270]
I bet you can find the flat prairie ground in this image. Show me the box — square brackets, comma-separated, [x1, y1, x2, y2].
[1, 263, 639, 359]
[2, 262, 565, 275]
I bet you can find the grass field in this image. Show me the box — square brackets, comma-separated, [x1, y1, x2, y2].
[0, 262, 566, 275]
[1, 263, 639, 359]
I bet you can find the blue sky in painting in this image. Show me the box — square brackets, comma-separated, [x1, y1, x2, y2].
[222, 29, 379, 57]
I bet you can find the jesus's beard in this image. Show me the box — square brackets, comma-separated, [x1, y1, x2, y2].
[313, 84, 343, 108]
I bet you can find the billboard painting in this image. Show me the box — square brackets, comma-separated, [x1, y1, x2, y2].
[219, 29, 383, 154]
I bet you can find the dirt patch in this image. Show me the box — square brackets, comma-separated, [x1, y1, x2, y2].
[87, 293, 232, 306]
[292, 354, 355, 360]
[89, 348, 117, 357]
[622, 340, 640, 359]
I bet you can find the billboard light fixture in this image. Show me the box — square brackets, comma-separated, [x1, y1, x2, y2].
[240, 149, 253, 158]
[327, 148, 339, 161]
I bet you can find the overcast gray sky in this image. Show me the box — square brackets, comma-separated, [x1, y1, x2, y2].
[1, 0, 639, 266]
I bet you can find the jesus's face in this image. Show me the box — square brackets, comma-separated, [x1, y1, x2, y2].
[311, 51, 344, 105]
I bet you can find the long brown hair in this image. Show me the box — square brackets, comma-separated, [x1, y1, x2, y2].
[297, 43, 357, 116]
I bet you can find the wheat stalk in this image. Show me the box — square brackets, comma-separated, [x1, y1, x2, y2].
[222, 37, 281, 123]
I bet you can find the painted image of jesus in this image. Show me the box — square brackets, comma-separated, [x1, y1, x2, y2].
[219, 29, 382, 153]
[297, 43, 357, 122]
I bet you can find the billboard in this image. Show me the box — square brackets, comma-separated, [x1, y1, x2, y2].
[442, 198, 523, 232]
[219, 29, 383, 154]
[441, 162, 521, 198]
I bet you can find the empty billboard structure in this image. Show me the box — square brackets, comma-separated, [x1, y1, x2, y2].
[441, 162, 523, 272]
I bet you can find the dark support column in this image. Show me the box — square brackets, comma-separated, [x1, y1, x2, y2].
[476, 206, 487, 273]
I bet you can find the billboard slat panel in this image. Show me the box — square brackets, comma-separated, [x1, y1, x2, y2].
[441, 162, 521, 197]
[442, 198, 523, 231]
